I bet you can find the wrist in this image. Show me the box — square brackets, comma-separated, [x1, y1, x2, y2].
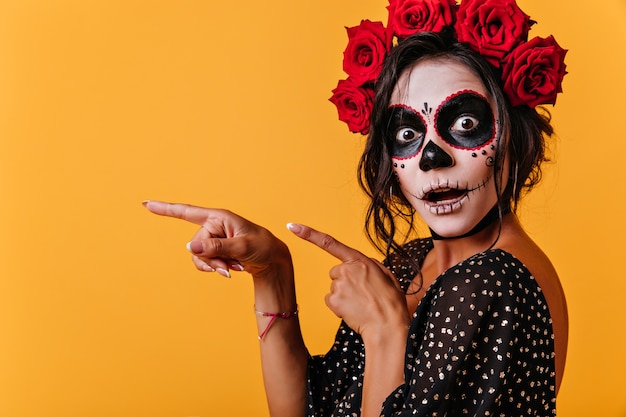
[361, 322, 407, 417]
[251, 244, 298, 314]
[254, 305, 299, 340]
[362, 321, 409, 350]
[251, 237, 293, 280]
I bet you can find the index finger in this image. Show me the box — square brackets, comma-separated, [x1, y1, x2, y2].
[287, 223, 366, 263]
[142, 200, 211, 225]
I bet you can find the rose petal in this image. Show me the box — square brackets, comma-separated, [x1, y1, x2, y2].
[330, 78, 376, 134]
[502, 35, 567, 107]
[343, 20, 392, 86]
[387, 0, 457, 39]
[455, 0, 532, 67]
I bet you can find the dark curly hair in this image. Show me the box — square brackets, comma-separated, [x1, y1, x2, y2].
[358, 30, 554, 259]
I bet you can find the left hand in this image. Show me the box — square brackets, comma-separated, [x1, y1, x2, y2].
[287, 223, 410, 338]
[143, 200, 293, 280]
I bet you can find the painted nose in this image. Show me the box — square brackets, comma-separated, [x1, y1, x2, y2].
[419, 140, 453, 171]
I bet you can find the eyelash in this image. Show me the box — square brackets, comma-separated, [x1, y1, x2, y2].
[451, 115, 480, 135]
[395, 126, 423, 144]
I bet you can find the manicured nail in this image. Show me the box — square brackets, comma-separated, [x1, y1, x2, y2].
[230, 263, 245, 272]
[216, 268, 231, 278]
[186, 241, 203, 254]
[287, 223, 302, 233]
[142, 200, 150, 207]
[201, 264, 215, 272]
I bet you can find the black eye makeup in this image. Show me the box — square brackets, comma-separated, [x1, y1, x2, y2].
[435, 91, 495, 149]
[386, 105, 426, 158]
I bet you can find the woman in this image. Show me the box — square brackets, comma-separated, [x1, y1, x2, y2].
[144, 1, 568, 416]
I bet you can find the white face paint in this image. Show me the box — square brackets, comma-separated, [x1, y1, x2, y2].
[388, 59, 505, 238]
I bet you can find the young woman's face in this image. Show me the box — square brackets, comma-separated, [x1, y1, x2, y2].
[388, 58, 505, 238]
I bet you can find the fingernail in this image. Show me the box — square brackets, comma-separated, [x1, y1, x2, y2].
[216, 268, 231, 278]
[230, 263, 245, 272]
[186, 241, 203, 254]
[287, 223, 302, 233]
[142, 200, 150, 207]
[201, 264, 215, 272]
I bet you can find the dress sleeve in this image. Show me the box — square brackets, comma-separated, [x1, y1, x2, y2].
[304, 239, 430, 417]
[305, 321, 365, 417]
[380, 251, 557, 416]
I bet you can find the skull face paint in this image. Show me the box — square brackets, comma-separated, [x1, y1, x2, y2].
[388, 104, 427, 159]
[388, 90, 495, 158]
[435, 90, 496, 150]
[389, 59, 505, 239]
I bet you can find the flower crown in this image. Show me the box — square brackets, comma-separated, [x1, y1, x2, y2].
[330, 0, 568, 135]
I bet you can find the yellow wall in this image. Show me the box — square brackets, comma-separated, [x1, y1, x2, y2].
[1, 0, 624, 415]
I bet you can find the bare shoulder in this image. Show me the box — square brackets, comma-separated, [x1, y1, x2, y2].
[497, 214, 569, 392]
[497, 216, 567, 319]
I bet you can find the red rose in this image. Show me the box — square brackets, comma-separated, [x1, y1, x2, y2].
[455, 0, 532, 67]
[343, 20, 391, 86]
[502, 35, 567, 108]
[329, 78, 376, 135]
[387, 0, 457, 39]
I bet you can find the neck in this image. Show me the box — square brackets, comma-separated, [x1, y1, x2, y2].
[427, 210, 513, 275]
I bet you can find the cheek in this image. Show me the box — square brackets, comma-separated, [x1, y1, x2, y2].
[392, 156, 419, 187]
[467, 139, 497, 168]
[392, 159, 409, 171]
[392, 159, 405, 184]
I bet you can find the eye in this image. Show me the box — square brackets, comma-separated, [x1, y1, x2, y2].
[435, 92, 496, 149]
[387, 105, 426, 158]
[450, 115, 480, 135]
[395, 127, 422, 144]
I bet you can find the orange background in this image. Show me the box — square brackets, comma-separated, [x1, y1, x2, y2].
[1, 0, 625, 416]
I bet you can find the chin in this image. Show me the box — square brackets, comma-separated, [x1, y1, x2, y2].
[419, 201, 496, 238]
[427, 220, 477, 238]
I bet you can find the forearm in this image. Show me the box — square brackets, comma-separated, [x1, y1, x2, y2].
[361, 326, 408, 417]
[253, 256, 308, 417]
[143, 202, 308, 414]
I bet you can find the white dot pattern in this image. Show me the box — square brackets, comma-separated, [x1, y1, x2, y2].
[306, 238, 556, 416]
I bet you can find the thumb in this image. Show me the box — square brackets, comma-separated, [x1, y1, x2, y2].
[186, 236, 237, 259]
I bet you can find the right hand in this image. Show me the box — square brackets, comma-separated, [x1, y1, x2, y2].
[287, 223, 409, 338]
[143, 200, 292, 279]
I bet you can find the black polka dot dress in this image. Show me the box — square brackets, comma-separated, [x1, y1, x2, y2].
[306, 238, 556, 416]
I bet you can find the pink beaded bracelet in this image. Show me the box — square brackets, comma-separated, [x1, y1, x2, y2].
[254, 306, 299, 340]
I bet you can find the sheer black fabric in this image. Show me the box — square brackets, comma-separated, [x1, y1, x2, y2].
[306, 238, 556, 417]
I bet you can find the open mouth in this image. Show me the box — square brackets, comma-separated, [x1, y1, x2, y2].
[408, 176, 493, 215]
[424, 188, 468, 204]
[414, 186, 471, 215]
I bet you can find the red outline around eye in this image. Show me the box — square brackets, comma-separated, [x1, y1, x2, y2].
[433, 89, 496, 151]
[389, 103, 428, 160]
